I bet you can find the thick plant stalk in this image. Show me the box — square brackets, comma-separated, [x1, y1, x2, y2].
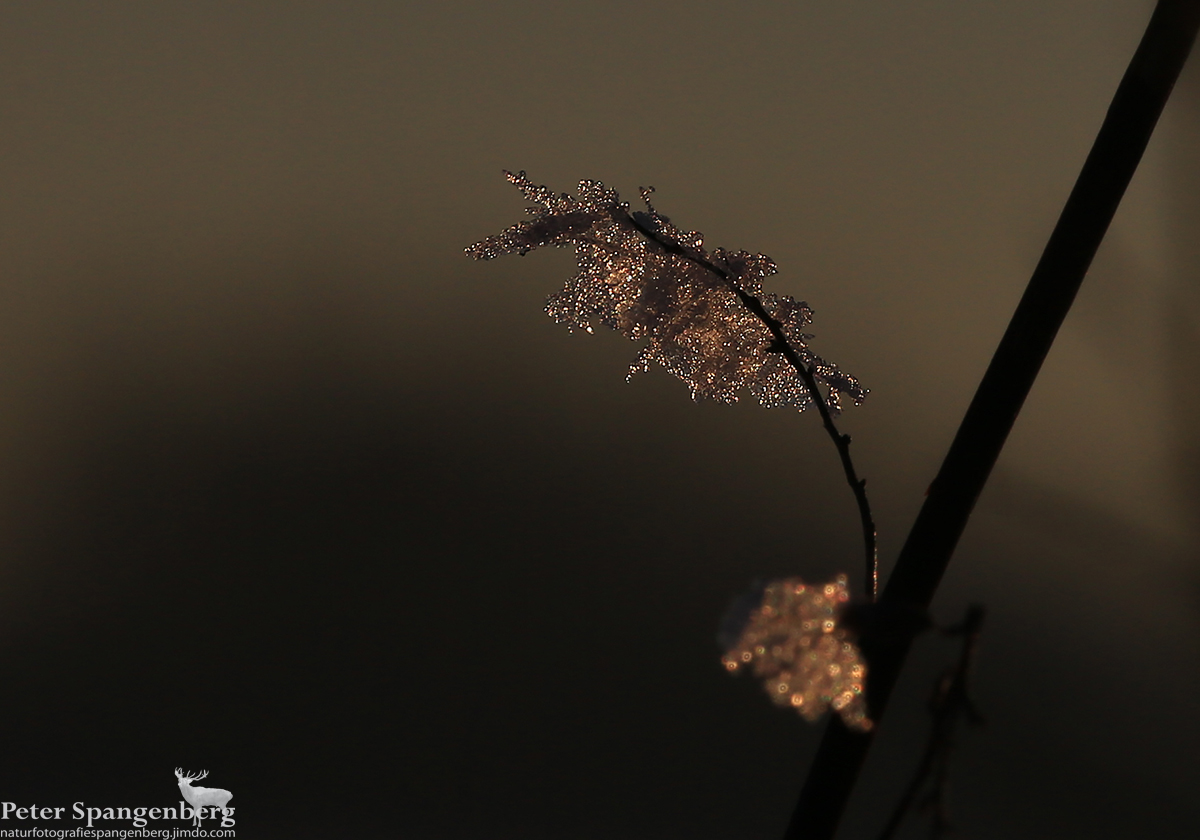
[783, 2, 1200, 838]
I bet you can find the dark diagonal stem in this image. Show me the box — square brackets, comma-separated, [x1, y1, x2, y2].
[784, 2, 1200, 838]
[625, 212, 879, 601]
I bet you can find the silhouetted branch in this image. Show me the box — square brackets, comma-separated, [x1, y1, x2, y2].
[784, 2, 1200, 837]
[625, 210, 879, 601]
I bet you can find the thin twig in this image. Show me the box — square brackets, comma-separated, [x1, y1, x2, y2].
[624, 210, 879, 601]
[784, 3, 1200, 838]
[875, 606, 985, 840]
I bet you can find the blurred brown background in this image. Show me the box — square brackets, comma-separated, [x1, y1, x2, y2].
[0, 1, 1196, 837]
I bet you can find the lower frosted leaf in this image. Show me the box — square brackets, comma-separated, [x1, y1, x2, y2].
[722, 574, 872, 732]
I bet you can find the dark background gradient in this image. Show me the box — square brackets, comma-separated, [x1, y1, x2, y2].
[0, 2, 1196, 837]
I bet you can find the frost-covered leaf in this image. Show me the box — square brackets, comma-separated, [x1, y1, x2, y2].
[466, 171, 865, 411]
[721, 574, 871, 732]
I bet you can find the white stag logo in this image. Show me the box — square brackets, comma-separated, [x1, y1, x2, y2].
[175, 768, 233, 827]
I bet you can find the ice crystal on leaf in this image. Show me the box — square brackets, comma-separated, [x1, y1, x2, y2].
[465, 171, 865, 411]
[721, 574, 871, 732]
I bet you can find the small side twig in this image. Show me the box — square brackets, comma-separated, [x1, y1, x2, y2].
[624, 210, 879, 601]
[875, 605, 985, 840]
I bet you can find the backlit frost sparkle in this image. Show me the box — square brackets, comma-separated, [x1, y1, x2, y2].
[722, 574, 872, 732]
[465, 171, 865, 412]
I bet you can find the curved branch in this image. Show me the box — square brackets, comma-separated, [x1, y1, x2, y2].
[624, 211, 878, 601]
